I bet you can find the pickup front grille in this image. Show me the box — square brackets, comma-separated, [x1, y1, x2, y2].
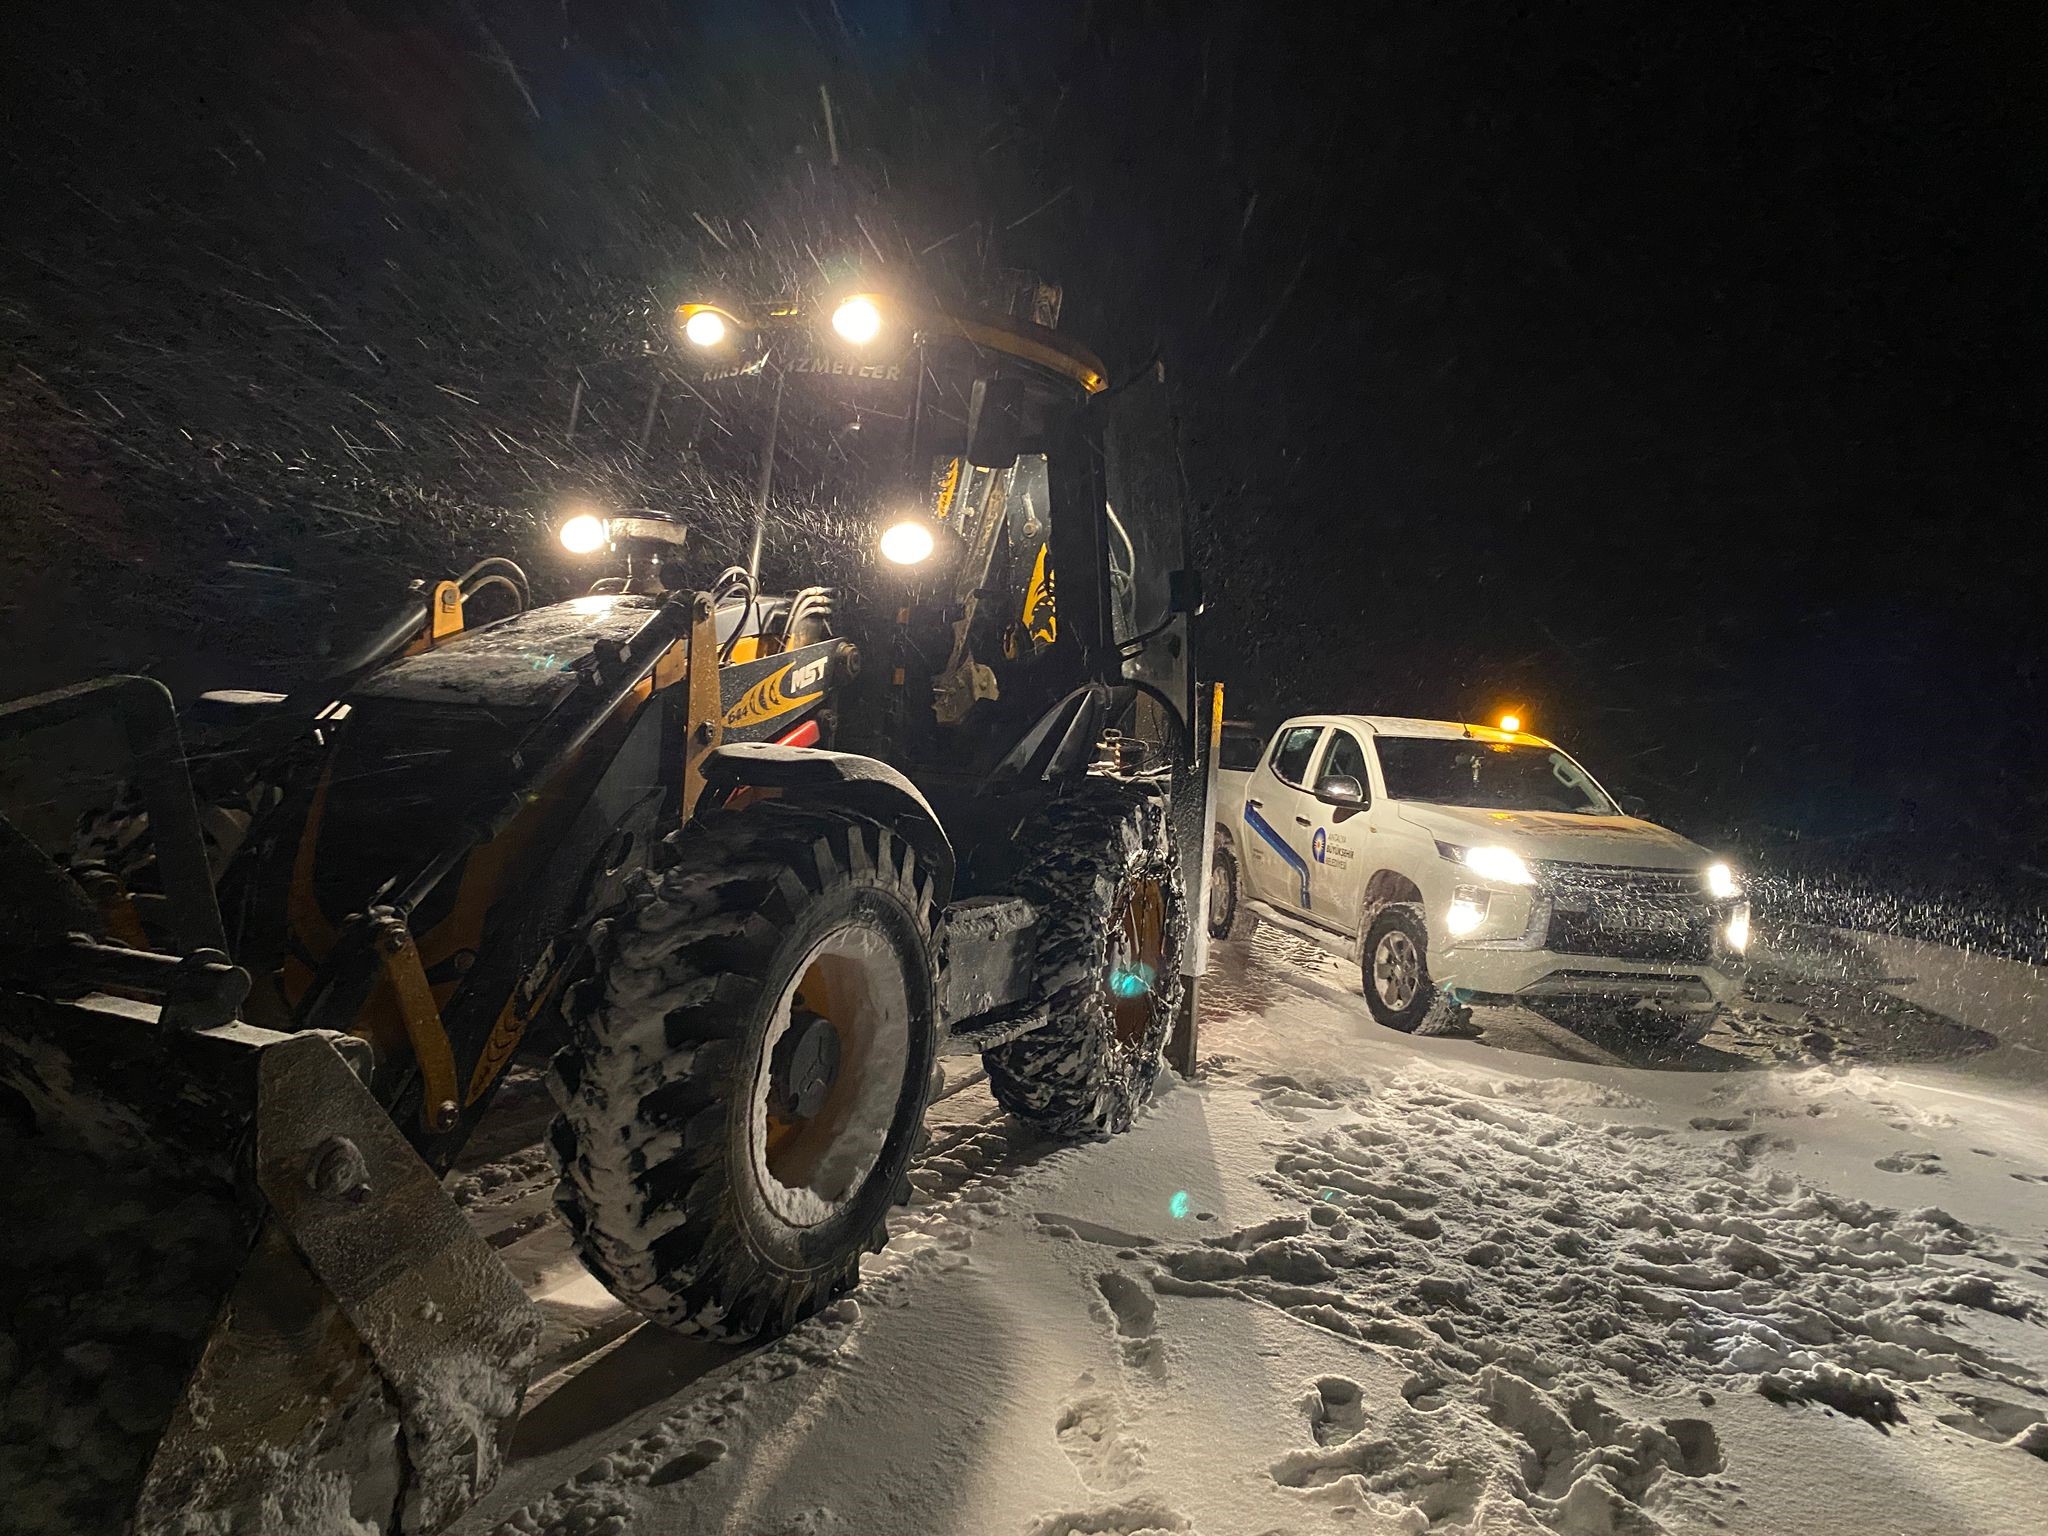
[1534, 861, 1718, 963]
[1545, 907, 1717, 963]
[1536, 862, 1704, 899]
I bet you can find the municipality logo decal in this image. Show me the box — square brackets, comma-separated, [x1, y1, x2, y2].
[1312, 827, 1328, 863]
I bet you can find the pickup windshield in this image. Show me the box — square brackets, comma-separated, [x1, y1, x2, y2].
[1375, 737, 1615, 815]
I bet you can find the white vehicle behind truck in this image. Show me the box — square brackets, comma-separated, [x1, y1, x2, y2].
[1212, 715, 1749, 1038]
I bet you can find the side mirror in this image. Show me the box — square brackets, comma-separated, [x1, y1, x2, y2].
[1617, 792, 1648, 818]
[1315, 774, 1365, 807]
[966, 375, 1026, 469]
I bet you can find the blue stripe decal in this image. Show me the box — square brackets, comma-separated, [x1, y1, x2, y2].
[1243, 805, 1311, 907]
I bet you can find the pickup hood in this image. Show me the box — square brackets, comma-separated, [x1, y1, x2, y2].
[1393, 802, 1708, 870]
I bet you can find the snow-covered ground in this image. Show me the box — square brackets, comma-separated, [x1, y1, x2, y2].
[451, 924, 2048, 1536]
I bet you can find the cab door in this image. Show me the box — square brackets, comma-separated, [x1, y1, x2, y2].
[1241, 723, 1321, 913]
[1304, 728, 1374, 936]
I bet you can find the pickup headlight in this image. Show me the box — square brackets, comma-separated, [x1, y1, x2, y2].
[1436, 841, 1537, 886]
[1704, 862, 1740, 899]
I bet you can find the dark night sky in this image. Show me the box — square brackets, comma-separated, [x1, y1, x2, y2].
[1, 1, 2043, 906]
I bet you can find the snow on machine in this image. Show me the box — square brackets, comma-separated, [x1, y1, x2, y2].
[1210, 713, 1748, 1036]
[0, 280, 1209, 1532]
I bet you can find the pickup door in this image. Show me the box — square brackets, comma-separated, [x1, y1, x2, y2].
[1302, 726, 1374, 935]
[1241, 723, 1321, 916]
[1211, 724, 1264, 840]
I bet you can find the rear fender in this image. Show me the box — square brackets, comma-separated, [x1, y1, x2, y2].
[698, 743, 955, 906]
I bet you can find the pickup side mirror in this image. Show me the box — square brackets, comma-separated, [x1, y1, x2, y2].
[1315, 773, 1366, 807]
[1616, 792, 1649, 818]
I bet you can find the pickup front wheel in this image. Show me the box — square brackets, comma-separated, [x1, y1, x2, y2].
[1361, 903, 1438, 1032]
[1207, 843, 1257, 940]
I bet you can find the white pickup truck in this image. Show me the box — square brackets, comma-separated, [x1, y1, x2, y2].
[1211, 715, 1749, 1038]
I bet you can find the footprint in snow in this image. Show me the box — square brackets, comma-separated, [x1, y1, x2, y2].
[1035, 1212, 1160, 1250]
[1689, 1114, 1751, 1132]
[1936, 1391, 2044, 1447]
[1874, 1150, 1945, 1175]
[1268, 1432, 1400, 1491]
[646, 1437, 726, 1487]
[1760, 1360, 1905, 1430]
[1399, 1372, 1450, 1411]
[1094, 1270, 1164, 1372]
[763, 1511, 841, 1535]
[1054, 1387, 1147, 1491]
[1479, 1369, 1726, 1501]
[1021, 1495, 1194, 1536]
[1302, 1375, 1367, 1446]
[1252, 1073, 1346, 1122]
[1095, 1271, 1156, 1338]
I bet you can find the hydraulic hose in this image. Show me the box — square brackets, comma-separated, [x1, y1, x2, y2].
[454, 557, 532, 611]
[459, 573, 525, 614]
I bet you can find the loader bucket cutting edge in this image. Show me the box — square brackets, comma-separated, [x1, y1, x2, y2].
[0, 994, 542, 1535]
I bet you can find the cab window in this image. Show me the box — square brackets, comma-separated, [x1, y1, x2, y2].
[1269, 725, 1323, 786]
[1318, 731, 1371, 799]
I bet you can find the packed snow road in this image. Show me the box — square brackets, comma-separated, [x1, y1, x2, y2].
[452, 925, 2048, 1536]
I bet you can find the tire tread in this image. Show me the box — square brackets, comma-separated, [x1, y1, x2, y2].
[549, 801, 939, 1337]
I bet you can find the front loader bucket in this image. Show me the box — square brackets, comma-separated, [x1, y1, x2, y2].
[0, 992, 542, 1534]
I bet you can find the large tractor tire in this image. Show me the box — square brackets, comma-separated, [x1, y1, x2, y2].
[549, 802, 940, 1339]
[984, 779, 1187, 1138]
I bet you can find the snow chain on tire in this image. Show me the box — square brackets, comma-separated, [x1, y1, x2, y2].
[983, 778, 1187, 1138]
[548, 801, 940, 1339]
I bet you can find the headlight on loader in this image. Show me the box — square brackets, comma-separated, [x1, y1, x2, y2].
[879, 518, 936, 566]
[559, 513, 608, 555]
[1705, 862, 1739, 899]
[683, 309, 728, 347]
[831, 294, 885, 346]
[676, 302, 742, 349]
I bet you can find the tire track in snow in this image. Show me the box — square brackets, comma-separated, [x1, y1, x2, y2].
[454, 1068, 1049, 1533]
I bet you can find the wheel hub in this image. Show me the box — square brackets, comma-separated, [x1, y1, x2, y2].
[1374, 931, 1420, 1009]
[768, 1005, 841, 1120]
[1105, 876, 1168, 1047]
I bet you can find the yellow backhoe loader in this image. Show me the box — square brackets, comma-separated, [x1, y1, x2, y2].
[0, 281, 1208, 1532]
